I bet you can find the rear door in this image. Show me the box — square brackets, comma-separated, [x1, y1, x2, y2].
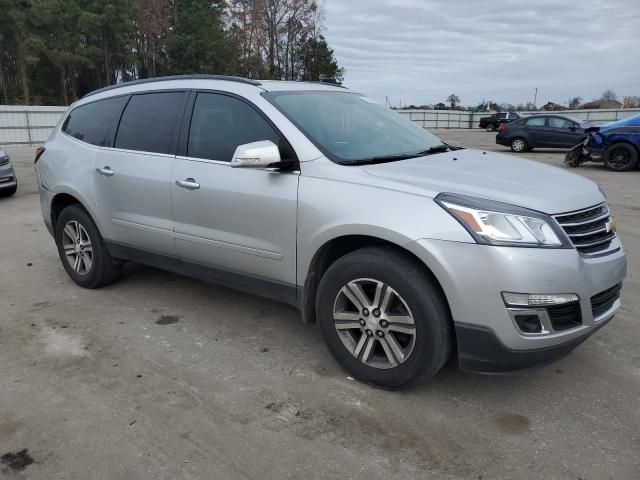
[523, 116, 551, 147]
[171, 91, 299, 287]
[546, 117, 585, 148]
[94, 91, 187, 255]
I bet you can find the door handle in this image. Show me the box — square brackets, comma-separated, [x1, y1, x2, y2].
[96, 166, 114, 177]
[175, 178, 200, 190]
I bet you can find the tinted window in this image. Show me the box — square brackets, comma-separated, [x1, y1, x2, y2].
[188, 93, 280, 162]
[548, 117, 574, 129]
[497, 113, 508, 119]
[526, 117, 546, 126]
[63, 96, 127, 146]
[115, 92, 184, 154]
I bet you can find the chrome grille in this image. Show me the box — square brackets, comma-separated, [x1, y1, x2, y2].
[554, 203, 616, 255]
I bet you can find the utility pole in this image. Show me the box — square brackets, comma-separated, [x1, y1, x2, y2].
[533, 88, 538, 109]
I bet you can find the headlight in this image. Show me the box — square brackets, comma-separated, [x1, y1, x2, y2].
[436, 193, 570, 248]
[0, 154, 9, 166]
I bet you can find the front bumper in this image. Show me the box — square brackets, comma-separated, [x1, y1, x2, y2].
[454, 314, 614, 373]
[405, 238, 627, 371]
[0, 162, 17, 189]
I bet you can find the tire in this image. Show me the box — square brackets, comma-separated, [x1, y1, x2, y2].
[485, 124, 496, 132]
[316, 246, 452, 389]
[510, 137, 528, 153]
[0, 185, 17, 197]
[604, 144, 638, 172]
[54, 204, 122, 288]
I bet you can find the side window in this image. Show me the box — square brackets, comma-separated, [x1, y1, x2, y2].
[526, 117, 546, 126]
[62, 96, 127, 146]
[187, 93, 280, 162]
[497, 113, 507, 119]
[548, 117, 573, 129]
[115, 92, 184, 154]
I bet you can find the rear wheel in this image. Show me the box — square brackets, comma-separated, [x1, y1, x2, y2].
[510, 137, 528, 153]
[316, 247, 452, 388]
[605, 144, 638, 171]
[485, 123, 496, 132]
[54, 205, 122, 288]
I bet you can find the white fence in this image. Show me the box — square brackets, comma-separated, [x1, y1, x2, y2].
[0, 105, 67, 146]
[396, 108, 640, 130]
[1, 104, 639, 146]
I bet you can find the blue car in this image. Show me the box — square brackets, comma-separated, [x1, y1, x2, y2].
[565, 115, 640, 171]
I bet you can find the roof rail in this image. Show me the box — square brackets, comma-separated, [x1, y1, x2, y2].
[82, 75, 262, 99]
[297, 80, 347, 89]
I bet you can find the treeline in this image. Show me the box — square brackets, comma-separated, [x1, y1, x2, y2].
[0, 0, 344, 105]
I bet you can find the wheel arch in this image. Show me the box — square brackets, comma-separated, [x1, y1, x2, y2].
[300, 234, 452, 327]
[50, 190, 104, 235]
[604, 139, 640, 155]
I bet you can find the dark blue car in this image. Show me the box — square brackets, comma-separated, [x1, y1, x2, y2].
[565, 115, 640, 171]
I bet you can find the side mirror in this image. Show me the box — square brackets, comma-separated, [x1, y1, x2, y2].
[231, 140, 281, 169]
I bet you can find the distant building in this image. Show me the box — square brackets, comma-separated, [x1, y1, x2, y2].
[542, 102, 566, 111]
[579, 99, 623, 109]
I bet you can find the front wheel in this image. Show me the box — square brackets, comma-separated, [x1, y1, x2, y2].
[605, 144, 638, 171]
[316, 247, 452, 388]
[485, 124, 496, 132]
[54, 204, 122, 288]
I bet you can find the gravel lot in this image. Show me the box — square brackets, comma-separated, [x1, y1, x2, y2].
[1, 129, 638, 479]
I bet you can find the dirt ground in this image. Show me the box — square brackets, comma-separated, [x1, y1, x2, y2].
[1, 129, 638, 479]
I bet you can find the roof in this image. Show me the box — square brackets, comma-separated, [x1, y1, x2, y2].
[82, 75, 347, 100]
[579, 99, 623, 109]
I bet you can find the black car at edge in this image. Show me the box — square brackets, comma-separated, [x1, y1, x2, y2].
[496, 115, 586, 153]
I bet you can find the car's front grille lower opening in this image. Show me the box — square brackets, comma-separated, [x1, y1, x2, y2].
[590, 283, 622, 319]
[546, 302, 582, 331]
[554, 203, 615, 255]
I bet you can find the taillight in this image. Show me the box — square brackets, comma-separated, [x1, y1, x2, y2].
[498, 124, 507, 132]
[34, 146, 46, 164]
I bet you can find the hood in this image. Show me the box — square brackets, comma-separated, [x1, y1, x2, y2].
[362, 149, 602, 214]
[586, 114, 640, 134]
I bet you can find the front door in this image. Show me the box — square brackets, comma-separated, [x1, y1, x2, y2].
[94, 91, 186, 255]
[546, 117, 585, 148]
[171, 92, 299, 287]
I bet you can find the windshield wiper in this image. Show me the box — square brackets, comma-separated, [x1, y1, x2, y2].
[341, 144, 450, 165]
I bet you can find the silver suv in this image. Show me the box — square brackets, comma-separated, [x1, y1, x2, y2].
[36, 76, 627, 387]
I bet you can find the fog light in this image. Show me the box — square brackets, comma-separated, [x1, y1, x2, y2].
[514, 314, 543, 333]
[502, 292, 579, 307]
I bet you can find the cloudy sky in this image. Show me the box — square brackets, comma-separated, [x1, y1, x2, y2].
[324, 0, 640, 108]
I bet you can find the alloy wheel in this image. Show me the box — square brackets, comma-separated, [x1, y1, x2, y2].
[333, 278, 417, 369]
[609, 149, 631, 170]
[62, 220, 93, 276]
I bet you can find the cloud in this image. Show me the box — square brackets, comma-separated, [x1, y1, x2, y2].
[324, 0, 640, 107]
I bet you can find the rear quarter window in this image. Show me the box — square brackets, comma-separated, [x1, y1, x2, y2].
[62, 96, 128, 146]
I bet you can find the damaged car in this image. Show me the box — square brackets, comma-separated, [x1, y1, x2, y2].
[565, 115, 640, 171]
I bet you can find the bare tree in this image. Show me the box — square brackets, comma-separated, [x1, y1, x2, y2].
[447, 94, 460, 109]
[137, 0, 174, 78]
[601, 89, 617, 102]
[568, 96, 582, 109]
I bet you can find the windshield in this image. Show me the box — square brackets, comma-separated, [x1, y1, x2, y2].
[263, 91, 446, 164]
